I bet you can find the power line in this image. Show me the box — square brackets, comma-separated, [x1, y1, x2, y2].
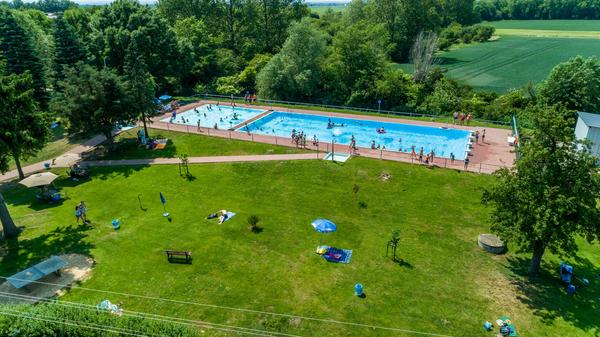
[0, 292, 296, 337]
[0, 276, 452, 337]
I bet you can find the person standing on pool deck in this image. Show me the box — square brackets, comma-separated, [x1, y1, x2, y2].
[429, 150, 435, 163]
[459, 112, 465, 126]
[482, 129, 486, 144]
[197, 120, 201, 130]
[464, 156, 470, 170]
[475, 130, 480, 144]
[410, 146, 416, 160]
[466, 113, 472, 126]
[418, 147, 424, 162]
[450, 152, 455, 164]
[453, 111, 458, 124]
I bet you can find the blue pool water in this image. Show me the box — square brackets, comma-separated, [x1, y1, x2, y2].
[242, 112, 472, 160]
[161, 104, 266, 130]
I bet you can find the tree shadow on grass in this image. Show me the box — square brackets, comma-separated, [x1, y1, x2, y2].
[86, 131, 178, 161]
[1, 180, 69, 211]
[0, 223, 94, 276]
[93, 165, 151, 180]
[504, 256, 599, 332]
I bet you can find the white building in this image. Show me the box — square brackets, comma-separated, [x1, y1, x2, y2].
[575, 111, 600, 157]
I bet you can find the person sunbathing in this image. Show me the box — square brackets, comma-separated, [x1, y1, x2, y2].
[218, 211, 229, 224]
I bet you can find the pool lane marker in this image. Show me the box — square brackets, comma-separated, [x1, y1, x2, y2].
[231, 110, 274, 131]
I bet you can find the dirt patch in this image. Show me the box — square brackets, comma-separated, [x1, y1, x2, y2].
[0, 254, 94, 304]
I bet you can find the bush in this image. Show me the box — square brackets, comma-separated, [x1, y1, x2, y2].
[248, 214, 260, 232]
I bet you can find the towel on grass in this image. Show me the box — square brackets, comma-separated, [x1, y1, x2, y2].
[323, 247, 352, 264]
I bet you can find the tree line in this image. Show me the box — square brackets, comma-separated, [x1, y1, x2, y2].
[476, 0, 600, 20]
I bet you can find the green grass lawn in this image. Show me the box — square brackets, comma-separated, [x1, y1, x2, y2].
[488, 20, 600, 31]
[8, 125, 87, 171]
[436, 36, 600, 92]
[0, 156, 597, 336]
[88, 127, 307, 160]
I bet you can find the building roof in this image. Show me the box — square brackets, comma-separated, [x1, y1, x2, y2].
[578, 111, 600, 128]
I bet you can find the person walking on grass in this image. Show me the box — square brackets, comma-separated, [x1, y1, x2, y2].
[75, 205, 82, 224]
[79, 201, 88, 224]
[466, 113, 472, 126]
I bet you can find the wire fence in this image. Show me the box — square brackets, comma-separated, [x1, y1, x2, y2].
[193, 93, 512, 127]
[153, 119, 508, 174]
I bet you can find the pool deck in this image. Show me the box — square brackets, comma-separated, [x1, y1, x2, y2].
[153, 101, 516, 174]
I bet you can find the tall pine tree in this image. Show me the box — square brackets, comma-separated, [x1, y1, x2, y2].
[53, 17, 85, 86]
[0, 8, 48, 108]
[124, 39, 158, 138]
[0, 72, 50, 180]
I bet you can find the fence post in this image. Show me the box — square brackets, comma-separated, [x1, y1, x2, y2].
[479, 163, 482, 173]
[186, 125, 189, 133]
[251, 134, 254, 142]
[444, 158, 447, 168]
[275, 137, 278, 145]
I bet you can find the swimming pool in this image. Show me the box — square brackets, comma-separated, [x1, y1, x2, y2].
[242, 112, 473, 160]
[161, 104, 266, 130]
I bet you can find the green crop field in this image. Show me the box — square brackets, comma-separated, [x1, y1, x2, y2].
[437, 35, 600, 92]
[488, 20, 600, 31]
[393, 20, 600, 93]
[309, 4, 346, 14]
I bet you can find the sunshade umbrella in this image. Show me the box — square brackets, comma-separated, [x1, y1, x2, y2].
[19, 172, 58, 188]
[159, 192, 169, 217]
[312, 219, 336, 245]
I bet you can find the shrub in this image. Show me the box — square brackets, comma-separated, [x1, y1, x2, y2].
[248, 214, 260, 231]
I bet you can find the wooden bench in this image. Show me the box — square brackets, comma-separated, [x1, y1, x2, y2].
[165, 250, 192, 263]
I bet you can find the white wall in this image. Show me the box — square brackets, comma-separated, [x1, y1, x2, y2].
[575, 116, 589, 143]
[586, 127, 600, 158]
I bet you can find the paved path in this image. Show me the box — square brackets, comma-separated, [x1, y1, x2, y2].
[81, 153, 320, 167]
[0, 134, 108, 183]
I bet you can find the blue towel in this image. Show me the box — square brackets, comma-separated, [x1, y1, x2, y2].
[223, 212, 236, 222]
[323, 248, 352, 264]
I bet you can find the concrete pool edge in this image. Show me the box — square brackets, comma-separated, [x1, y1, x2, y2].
[151, 101, 516, 174]
[241, 109, 475, 160]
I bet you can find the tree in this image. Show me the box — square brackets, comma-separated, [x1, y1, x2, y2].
[92, 0, 180, 92]
[0, 8, 48, 107]
[256, 18, 327, 100]
[124, 40, 158, 139]
[53, 17, 85, 85]
[327, 21, 390, 106]
[52, 64, 134, 150]
[410, 31, 439, 83]
[482, 104, 600, 275]
[0, 192, 18, 239]
[0, 72, 49, 179]
[539, 56, 600, 114]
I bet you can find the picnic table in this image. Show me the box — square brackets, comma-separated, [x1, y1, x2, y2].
[7, 256, 67, 289]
